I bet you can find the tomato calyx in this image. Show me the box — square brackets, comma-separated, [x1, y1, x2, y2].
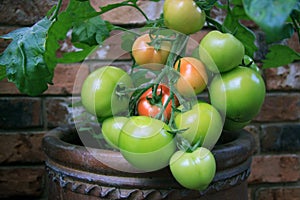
[147, 34, 173, 52]
[115, 83, 131, 99]
[176, 135, 202, 153]
[147, 29, 177, 51]
[137, 84, 179, 122]
[166, 127, 188, 137]
[241, 55, 262, 74]
[242, 58, 254, 67]
[146, 84, 164, 106]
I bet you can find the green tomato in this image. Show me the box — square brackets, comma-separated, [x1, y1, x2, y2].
[163, 0, 206, 34]
[209, 66, 266, 123]
[174, 102, 223, 150]
[170, 147, 216, 190]
[199, 30, 245, 73]
[81, 66, 133, 119]
[101, 116, 129, 149]
[119, 116, 176, 171]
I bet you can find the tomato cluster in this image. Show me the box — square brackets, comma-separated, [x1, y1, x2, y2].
[80, 0, 266, 192]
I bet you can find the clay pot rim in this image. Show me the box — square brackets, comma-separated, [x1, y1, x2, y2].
[43, 123, 255, 176]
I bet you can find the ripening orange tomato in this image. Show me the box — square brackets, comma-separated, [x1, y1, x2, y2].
[174, 57, 208, 96]
[132, 34, 171, 70]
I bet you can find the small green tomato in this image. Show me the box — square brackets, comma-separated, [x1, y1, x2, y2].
[170, 147, 216, 190]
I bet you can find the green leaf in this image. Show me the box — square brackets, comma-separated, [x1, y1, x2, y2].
[44, 0, 107, 69]
[72, 16, 111, 46]
[195, 0, 218, 11]
[0, 17, 53, 96]
[230, 0, 243, 5]
[145, 14, 165, 28]
[231, 5, 250, 20]
[262, 45, 300, 69]
[291, 1, 300, 18]
[243, 0, 298, 42]
[223, 6, 258, 57]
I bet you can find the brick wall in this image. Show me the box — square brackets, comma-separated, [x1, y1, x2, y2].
[0, 1, 299, 199]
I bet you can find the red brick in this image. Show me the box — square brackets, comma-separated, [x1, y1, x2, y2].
[45, 63, 89, 95]
[0, 63, 89, 96]
[45, 97, 83, 128]
[284, 32, 300, 53]
[254, 93, 300, 122]
[0, 0, 56, 26]
[0, 132, 45, 164]
[0, 97, 42, 128]
[265, 62, 300, 91]
[248, 155, 300, 184]
[0, 166, 45, 198]
[255, 186, 300, 200]
[261, 124, 300, 153]
[0, 78, 21, 95]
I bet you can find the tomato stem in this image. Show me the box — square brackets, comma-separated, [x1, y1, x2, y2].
[176, 135, 202, 153]
[290, 13, 300, 44]
[168, 92, 177, 127]
[166, 34, 189, 67]
[165, 34, 188, 123]
[148, 84, 163, 105]
[99, 1, 149, 21]
[156, 88, 173, 121]
[205, 16, 223, 31]
[50, 0, 63, 21]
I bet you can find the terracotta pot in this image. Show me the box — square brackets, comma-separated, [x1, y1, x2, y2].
[43, 124, 255, 200]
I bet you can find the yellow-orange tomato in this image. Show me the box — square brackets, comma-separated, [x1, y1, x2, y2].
[132, 34, 171, 70]
[174, 57, 208, 96]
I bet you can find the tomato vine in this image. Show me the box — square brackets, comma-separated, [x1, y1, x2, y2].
[0, 0, 299, 96]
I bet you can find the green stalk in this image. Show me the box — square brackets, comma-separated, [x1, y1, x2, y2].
[206, 16, 223, 31]
[113, 26, 141, 36]
[156, 90, 173, 121]
[168, 92, 177, 128]
[99, 1, 149, 21]
[165, 34, 189, 68]
[155, 34, 189, 124]
[291, 13, 300, 44]
[50, 0, 63, 21]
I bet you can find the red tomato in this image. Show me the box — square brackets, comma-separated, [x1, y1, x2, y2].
[137, 84, 179, 121]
